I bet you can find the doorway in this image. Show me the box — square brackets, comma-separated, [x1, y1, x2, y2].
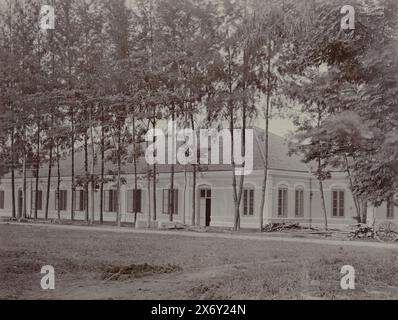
[199, 189, 211, 227]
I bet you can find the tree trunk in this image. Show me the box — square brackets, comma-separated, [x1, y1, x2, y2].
[22, 128, 27, 219]
[34, 120, 40, 220]
[100, 105, 105, 224]
[46, 21, 55, 221]
[84, 133, 89, 222]
[235, 102, 246, 230]
[146, 138, 151, 228]
[152, 119, 157, 221]
[133, 116, 138, 224]
[57, 144, 61, 221]
[316, 108, 327, 230]
[226, 30, 239, 231]
[9, 2, 15, 219]
[317, 157, 328, 231]
[183, 164, 187, 225]
[71, 106, 75, 221]
[89, 104, 95, 224]
[22, 155, 27, 219]
[259, 42, 271, 231]
[116, 125, 122, 227]
[45, 143, 53, 220]
[190, 114, 196, 226]
[169, 111, 175, 222]
[11, 126, 16, 218]
[318, 178, 328, 231]
[230, 112, 239, 231]
[117, 146, 121, 227]
[344, 154, 361, 222]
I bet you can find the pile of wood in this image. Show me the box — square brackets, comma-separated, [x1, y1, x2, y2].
[349, 224, 375, 239]
[349, 223, 398, 242]
[262, 222, 303, 232]
[374, 227, 398, 242]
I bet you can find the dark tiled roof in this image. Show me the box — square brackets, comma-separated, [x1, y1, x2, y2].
[1, 128, 309, 179]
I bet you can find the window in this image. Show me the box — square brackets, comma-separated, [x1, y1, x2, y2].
[163, 189, 178, 215]
[295, 188, 304, 217]
[0, 190, 4, 209]
[243, 189, 254, 216]
[278, 187, 288, 217]
[74, 190, 86, 211]
[387, 195, 395, 219]
[127, 189, 142, 213]
[332, 190, 345, 217]
[200, 189, 211, 198]
[104, 190, 118, 212]
[55, 190, 67, 211]
[31, 190, 43, 211]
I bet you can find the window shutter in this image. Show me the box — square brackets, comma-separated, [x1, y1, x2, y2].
[278, 189, 282, 216]
[339, 191, 344, 217]
[295, 190, 303, 217]
[31, 190, 35, 211]
[104, 190, 109, 212]
[132, 190, 136, 213]
[134, 190, 142, 213]
[243, 190, 247, 215]
[112, 190, 118, 212]
[74, 190, 79, 211]
[38, 190, 42, 210]
[110, 190, 115, 212]
[109, 191, 112, 212]
[332, 191, 337, 217]
[173, 189, 178, 214]
[163, 189, 168, 214]
[283, 189, 287, 217]
[0, 190, 4, 209]
[80, 190, 83, 211]
[60, 191, 63, 210]
[63, 191, 68, 211]
[115, 190, 119, 212]
[300, 191, 304, 216]
[81, 190, 85, 211]
[250, 190, 254, 215]
[127, 190, 133, 213]
[168, 189, 172, 214]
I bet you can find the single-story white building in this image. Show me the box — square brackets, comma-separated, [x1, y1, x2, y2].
[0, 129, 396, 229]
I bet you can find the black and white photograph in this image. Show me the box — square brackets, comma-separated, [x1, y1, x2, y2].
[0, 0, 397, 306]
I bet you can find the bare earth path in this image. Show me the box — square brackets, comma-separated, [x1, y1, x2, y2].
[0, 222, 397, 299]
[2, 221, 397, 250]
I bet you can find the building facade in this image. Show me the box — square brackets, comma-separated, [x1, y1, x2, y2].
[0, 130, 396, 228]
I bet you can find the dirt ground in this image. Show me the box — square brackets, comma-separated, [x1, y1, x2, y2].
[0, 223, 397, 299]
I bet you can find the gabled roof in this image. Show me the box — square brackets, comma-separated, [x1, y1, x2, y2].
[0, 128, 309, 180]
[254, 128, 309, 172]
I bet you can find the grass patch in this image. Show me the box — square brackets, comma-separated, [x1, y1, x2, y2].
[101, 263, 182, 281]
